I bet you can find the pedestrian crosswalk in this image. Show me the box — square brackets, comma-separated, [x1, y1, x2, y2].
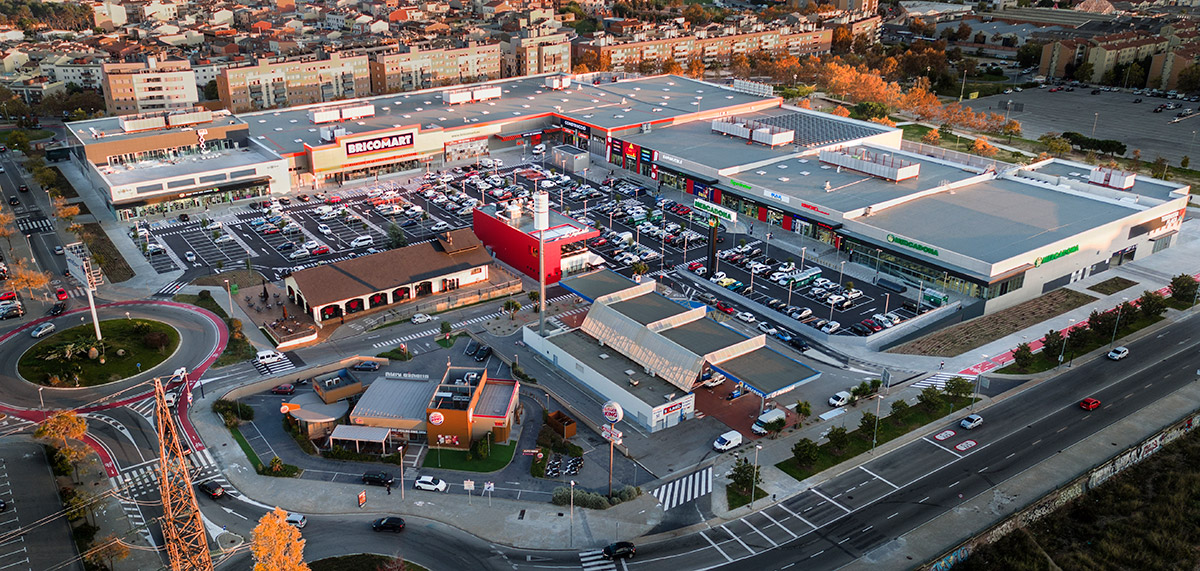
[369, 294, 577, 348]
[651, 466, 713, 511]
[578, 550, 618, 571]
[113, 448, 223, 499]
[17, 217, 52, 233]
[254, 353, 298, 375]
[153, 280, 188, 297]
[911, 372, 976, 390]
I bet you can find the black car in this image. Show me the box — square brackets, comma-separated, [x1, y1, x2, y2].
[788, 337, 810, 351]
[278, 241, 295, 251]
[351, 361, 380, 371]
[0, 306, 23, 320]
[7, 196, 17, 206]
[297, 194, 311, 202]
[849, 323, 871, 336]
[602, 541, 636, 560]
[178, 213, 190, 222]
[278, 197, 292, 205]
[474, 346, 493, 362]
[372, 516, 406, 532]
[362, 472, 395, 487]
[49, 302, 66, 316]
[197, 481, 225, 499]
[464, 341, 480, 356]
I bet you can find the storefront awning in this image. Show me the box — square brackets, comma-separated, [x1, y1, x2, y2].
[656, 162, 718, 185]
[988, 263, 1033, 284]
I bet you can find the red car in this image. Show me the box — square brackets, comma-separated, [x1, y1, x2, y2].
[311, 245, 331, 255]
[325, 195, 343, 204]
[715, 301, 736, 314]
[261, 227, 280, 235]
[0, 291, 15, 301]
[271, 384, 295, 395]
[1080, 398, 1101, 411]
[860, 319, 883, 332]
[56, 288, 68, 301]
[687, 261, 704, 271]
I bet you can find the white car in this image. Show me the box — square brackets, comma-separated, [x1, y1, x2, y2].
[708, 271, 727, 283]
[185, 251, 196, 263]
[826, 294, 846, 306]
[960, 414, 983, 430]
[821, 321, 841, 334]
[845, 289, 863, 299]
[872, 314, 894, 328]
[414, 476, 448, 492]
[883, 312, 903, 326]
[317, 223, 332, 235]
[214, 235, 235, 244]
[828, 391, 852, 407]
[1107, 346, 1129, 360]
[285, 512, 307, 528]
[431, 221, 451, 232]
[757, 322, 778, 336]
[735, 311, 756, 324]
[789, 307, 812, 320]
[812, 278, 834, 289]
[412, 313, 431, 324]
[204, 220, 222, 230]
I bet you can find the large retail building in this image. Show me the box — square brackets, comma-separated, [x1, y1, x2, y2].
[65, 72, 1190, 313]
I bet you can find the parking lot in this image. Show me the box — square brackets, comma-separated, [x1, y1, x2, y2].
[963, 85, 1196, 164]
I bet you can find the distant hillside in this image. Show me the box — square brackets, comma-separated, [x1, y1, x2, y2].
[0, 0, 94, 31]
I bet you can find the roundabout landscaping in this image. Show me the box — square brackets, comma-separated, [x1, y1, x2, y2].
[17, 319, 181, 387]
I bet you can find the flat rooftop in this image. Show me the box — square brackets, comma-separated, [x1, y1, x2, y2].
[865, 177, 1139, 264]
[1024, 160, 1187, 202]
[476, 380, 517, 417]
[607, 291, 688, 326]
[99, 145, 279, 187]
[550, 328, 690, 407]
[241, 74, 774, 156]
[70, 113, 245, 145]
[352, 378, 436, 421]
[729, 146, 976, 214]
[659, 315, 748, 356]
[477, 203, 592, 241]
[712, 346, 820, 398]
[560, 269, 635, 302]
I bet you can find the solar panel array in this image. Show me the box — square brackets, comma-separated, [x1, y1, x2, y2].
[757, 112, 884, 148]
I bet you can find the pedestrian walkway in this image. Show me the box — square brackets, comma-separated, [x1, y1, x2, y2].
[578, 549, 618, 571]
[651, 466, 713, 511]
[910, 372, 976, 390]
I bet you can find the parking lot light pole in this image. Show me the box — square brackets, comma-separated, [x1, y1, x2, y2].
[883, 293, 890, 315]
[829, 261, 846, 321]
[751, 444, 763, 508]
[971, 355, 987, 411]
[871, 393, 882, 454]
[1092, 112, 1099, 137]
[224, 279, 232, 315]
[1109, 297, 1129, 349]
[569, 480, 575, 548]
[874, 248, 882, 283]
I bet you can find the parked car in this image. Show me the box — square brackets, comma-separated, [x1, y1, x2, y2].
[959, 414, 983, 430]
[351, 361, 380, 371]
[828, 391, 852, 407]
[412, 313, 431, 324]
[362, 472, 395, 487]
[602, 542, 636, 560]
[49, 302, 66, 316]
[475, 346, 493, 362]
[735, 311, 756, 323]
[414, 476, 448, 492]
[270, 384, 295, 395]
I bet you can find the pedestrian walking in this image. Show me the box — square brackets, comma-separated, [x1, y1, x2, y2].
[386, 482, 392, 495]
[939, 361, 945, 370]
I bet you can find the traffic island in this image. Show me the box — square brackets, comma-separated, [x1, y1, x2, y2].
[18, 319, 180, 386]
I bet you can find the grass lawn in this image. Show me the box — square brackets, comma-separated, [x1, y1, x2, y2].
[776, 397, 975, 483]
[173, 293, 256, 367]
[726, 485, 769, 510]
[1165, 297, 1197, 311]
[0, 129, 52, 145]
[80, 223, 134, 283]
[996, 314, 1164, 374]
[311, 554, 429, 571]
[18, 319, 179, 386]
[436, 332, 466, 348]
[1087, 276, 1139, 296]
[889, 289, 1097, 357]
[421, 442, 516, 472]
[191, 269, 268, 290]
[376, 347, 412, 361]
[230, 425, 263, 470]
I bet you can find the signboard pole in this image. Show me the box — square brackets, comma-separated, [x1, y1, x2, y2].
[85, 286, 102, 341]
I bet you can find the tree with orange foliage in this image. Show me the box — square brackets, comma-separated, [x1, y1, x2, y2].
[798, 98, 812, 109]
[869, 116, 896, 128]
[921, 129, 941, 146]
[686, 58, 706, 79]
[971, 136, 998, 157]
[251, 507, 309, 571]
[831, 106, 850, 117]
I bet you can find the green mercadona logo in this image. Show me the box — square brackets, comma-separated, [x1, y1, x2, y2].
[886, 234, 939, 257]
[1034, 244, 1079, 267]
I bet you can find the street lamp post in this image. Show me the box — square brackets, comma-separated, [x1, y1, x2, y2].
[1109, 297, 1129, 349]
[38, 386, 44, 412]
[829, 261, 846, 322]
[1092, 112, 1099, 137]
[569, 480, 576, 548]
[1057, 318, 1075, 369]
[224, 279, 233, 315]
[751, 444, 763, 508]
[871, 393, 882, 453]
[971, 354, 987, 411]
[883, 293, 891, 316]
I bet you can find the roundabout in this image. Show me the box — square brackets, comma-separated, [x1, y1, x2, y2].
[17, 318, 182, 387]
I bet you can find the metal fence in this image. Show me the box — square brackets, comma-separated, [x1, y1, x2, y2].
[900, 140, 1013, 172]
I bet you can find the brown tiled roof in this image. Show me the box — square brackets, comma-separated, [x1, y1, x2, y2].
[291, 229, 491, 307]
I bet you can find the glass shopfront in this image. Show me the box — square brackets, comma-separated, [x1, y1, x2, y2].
[115, 178, 270, 221]
[841, 237, 1024, 301]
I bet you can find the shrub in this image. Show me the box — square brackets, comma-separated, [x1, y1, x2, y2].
[551, 486, 610, 509]
[198, 289, 213, 301]
[143, 331, 170, 350]
[890, 399, 910, 418]
[48, 446, 72, 476]
[212, 398, 254, 426]
[131, 321, 151, 335]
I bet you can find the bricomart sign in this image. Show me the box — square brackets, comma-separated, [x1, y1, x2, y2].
[1034, 244, 1079, 267]
[886, 234, 939, 257]
[345, 133, 414, 156]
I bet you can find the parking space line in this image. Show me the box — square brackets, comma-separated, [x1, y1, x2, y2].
[701, 531, 734, 563]
[742, 518, 778, 547]
[858, 465, 899, 489]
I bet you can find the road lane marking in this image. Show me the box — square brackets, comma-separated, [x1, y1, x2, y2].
[858, 466, 899, 489]
[722, 524, 755, 554]
[701, 531, 734, 562]
[922, 436, 963, 457]
[810, 489, 851, 513]
[760, 511, 797, 538]
[744, 519, 778, 547]
[777, 504, 817, 529]
[948, 481, 959, 488]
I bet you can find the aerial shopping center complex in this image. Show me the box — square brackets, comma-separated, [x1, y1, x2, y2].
[65, 72, 1190, 315]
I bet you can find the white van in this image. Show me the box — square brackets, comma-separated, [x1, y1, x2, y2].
[713, 430, 743, 452]
[615, 231, 633, 244]
[316, 205, 334, 216]
[532, 143, 546, 155]
[751, 408, 786, 435]
[350, 235, 374, 248]
[256, 350, 284, 365]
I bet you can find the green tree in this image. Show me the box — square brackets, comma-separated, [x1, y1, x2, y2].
[1041, 329, 1064, 360]
[1012, 342, 1035, 369]
[763, 418, 786, 438]
[853, 101, 889, 120]
[1151, 156, 1171, 179]
[938, 123, 954, 141]
[1169, 273, 1199, 305]
[386, 222, 407, 249]
[1066, 325, 1091, 354]
[825, 426, 849, 453]
[1177, 64, 1200, 93]
[204, 79, 219, 100]
[944, 376, 973, 399]
[1087, 308, 1117, 340]
[890, 399, 910, 417]
[795, 400, 812, 423]
[1139, 289, 1167, 319]
[631, 261, 649, 276]
[1182, 156, 1190, 169]
[439, 320, 452, 335]
[527, 290, 540, 305]
[729, 457, 761, 495]
[1072, 61, 1094, 83]
[917, 386, 944, 411]
[503, 299, 522, 320]
[1016, 42, 1043, 67]
[6, 130, 29, 153]
[858, 411, 878, 434]
[792, 438, 819, 467]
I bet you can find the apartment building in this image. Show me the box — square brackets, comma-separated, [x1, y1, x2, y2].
[40, 54, 108, 90]
[574, 24, 832, 72]
[369, 41, 501, 93]
[2, 75, 65, 104]
[1040, 31, 1171, 83]
[216, 52, 371, 113]
[102, 57, 199, 115]
[500, 29, 571, 76]
[1149, 43, 1200, 90]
